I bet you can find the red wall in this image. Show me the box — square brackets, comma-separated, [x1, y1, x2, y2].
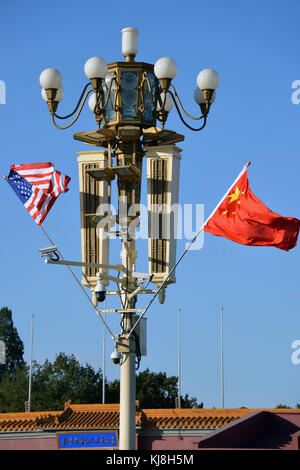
[0, 435, 199, 450]
[0, 437, 58, 450]
[138, 435, 199, 450]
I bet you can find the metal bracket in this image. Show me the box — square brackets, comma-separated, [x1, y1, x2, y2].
[96, 308, 144, 314]
[44, 258, 125, 273]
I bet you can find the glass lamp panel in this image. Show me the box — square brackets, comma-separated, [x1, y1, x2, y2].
[142, 72, 156, 122]
[121, 71, 138, 120]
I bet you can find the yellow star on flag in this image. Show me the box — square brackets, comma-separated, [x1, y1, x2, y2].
[227, 186, 240, 203]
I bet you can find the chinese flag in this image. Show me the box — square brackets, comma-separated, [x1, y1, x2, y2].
[204, 170, 300, 251]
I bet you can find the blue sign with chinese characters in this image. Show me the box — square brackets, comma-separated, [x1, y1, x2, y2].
[57, 431, 118, 450]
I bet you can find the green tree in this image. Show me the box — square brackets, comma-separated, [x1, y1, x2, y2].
[0, 366, 29, 412]
[0, 308, 202, 412]
[31, 353, 104, 411]
[106, 378, 121, 404]
[103, 369, 199, 409]
[135, 368, 198, 408]
[136, 369, 178, 408]
[0, 360, 201, 411]
[0, 307, 25, 380]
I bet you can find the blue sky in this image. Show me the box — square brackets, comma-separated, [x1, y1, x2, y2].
[1, 0, 300, 409]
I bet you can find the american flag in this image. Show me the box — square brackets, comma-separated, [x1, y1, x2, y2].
[6, 162, 71, 225]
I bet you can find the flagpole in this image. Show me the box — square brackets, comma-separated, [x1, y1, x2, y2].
[27, 313, 34, 412]
[178, 308, 181, 409]
[127, 161, 251, 338]
[38, 225, 115, 339]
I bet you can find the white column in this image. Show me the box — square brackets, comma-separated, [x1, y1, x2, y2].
[119, 338, 136, 450]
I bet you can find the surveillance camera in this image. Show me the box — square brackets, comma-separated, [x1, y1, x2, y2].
[111, 349, 123, 365]
[39, 246, 60, 261]
[94, 281, 106, 303]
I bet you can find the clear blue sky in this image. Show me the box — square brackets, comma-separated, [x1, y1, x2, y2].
[1, 0, 300, 409]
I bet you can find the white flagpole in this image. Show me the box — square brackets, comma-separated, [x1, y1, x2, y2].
[27, 314, 34, 412]
[178, 308, 181, 408]
[38, 225, 115, 339]
[221, 307, 224, 409]
[127, 162, 251, 338]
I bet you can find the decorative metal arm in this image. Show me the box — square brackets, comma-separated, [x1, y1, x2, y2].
[51, 88, 93, 130]
[49, 74, 118, 130]
[103, 75, 117, 110]
[138, 72, 156, 113]
[168, 90, 208, 131]
[170, 83, 209, 120]
[54, 83, 91, 120]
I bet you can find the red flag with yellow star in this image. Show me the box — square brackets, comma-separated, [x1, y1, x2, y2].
[204, 169, 300, 251]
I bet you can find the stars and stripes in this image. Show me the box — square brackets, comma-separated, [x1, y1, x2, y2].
[6, 162, 71, 225]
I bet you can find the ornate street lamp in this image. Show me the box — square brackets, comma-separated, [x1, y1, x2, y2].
[39, 26, 219, 138]
[39, 27, 219, 450]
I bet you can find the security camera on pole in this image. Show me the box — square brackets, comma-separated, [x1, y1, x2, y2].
[39, 27, 219, 450]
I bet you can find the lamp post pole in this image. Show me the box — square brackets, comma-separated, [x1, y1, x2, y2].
[102, 307, 106, 404]
[119, 235, 138, 449]
[119, 315, 136, 449]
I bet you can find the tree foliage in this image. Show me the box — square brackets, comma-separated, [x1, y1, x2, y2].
[31, 353, 104, 411]
[0, 357, 200, 412]
[0, 366, 28, 412]
[0, 307, 200, 412]
[0, 307, 25, 380]
[136, 368, 198, 409]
